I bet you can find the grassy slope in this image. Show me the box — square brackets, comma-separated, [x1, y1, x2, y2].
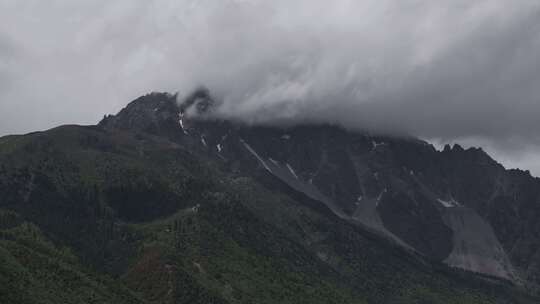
[0, 125, 537, 304]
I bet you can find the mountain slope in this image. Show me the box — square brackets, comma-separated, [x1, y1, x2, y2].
[103, 91, 540, 284]
[0, 91, 538, 303]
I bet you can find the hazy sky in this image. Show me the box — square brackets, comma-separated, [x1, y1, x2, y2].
[1, 0, 540, 175]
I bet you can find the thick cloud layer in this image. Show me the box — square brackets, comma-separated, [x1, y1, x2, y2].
[1, 0, 540, 174]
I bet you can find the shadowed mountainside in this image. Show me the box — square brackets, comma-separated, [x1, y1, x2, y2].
[0, 91, 538, 303]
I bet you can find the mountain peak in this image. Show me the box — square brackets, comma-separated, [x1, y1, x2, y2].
[98, 91, 179, 134]
[3, 91, 540, 302]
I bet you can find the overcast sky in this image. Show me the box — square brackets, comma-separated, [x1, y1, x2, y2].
[1, 0, 540, 175]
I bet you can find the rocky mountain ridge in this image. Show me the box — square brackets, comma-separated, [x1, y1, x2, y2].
[102, 91, 540, 285]
[0, 90, 538, 303]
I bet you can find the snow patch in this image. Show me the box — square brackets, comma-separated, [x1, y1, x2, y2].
[371, 140, 386, 151]
[201, 137, 207, 147]
[437, 198, 460, 208]
[216, 144, 222, 152]
[269, 158, 280, 166]
[355, 195, 364, 205]
[178, 113, 188, 134]
[240, 139, 272, 172]
[281, 134, 291, 140]
[375, 189, 387, 207]
[286, 163, 299, 179]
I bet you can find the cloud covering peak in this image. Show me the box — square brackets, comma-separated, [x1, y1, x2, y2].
[1, 0, 540, 173]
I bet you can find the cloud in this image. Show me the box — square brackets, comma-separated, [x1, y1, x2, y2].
[1, 0, 540, 174]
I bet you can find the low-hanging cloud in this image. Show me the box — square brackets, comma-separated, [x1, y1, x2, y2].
[1, 0, 540, 174]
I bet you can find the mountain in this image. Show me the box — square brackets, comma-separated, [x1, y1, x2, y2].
[0, 91, 539, 303]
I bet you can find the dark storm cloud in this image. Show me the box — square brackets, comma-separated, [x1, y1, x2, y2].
[1, 0, 540, 174]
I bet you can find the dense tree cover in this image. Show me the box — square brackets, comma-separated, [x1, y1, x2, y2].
[0, 121, 537, 303]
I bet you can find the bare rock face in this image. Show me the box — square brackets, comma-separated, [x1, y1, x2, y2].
[442, 206, 517, 280]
